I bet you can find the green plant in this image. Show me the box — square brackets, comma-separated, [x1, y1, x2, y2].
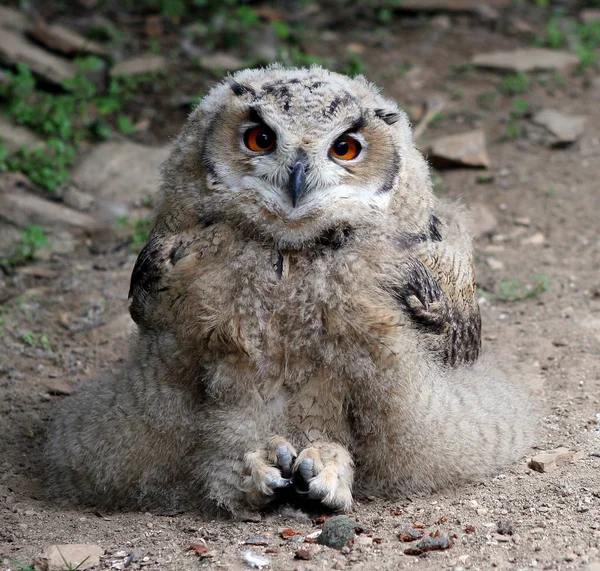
[119, 217, 153, 250]
[496, 275, 551, 302]
[2, 225, 48, 269]
[500, 73, 530, 95]
[339, 55, 365, 78]
[21, 330, 36, 346]
[117, 115, 136, 135]
[8, 559, 36, 571]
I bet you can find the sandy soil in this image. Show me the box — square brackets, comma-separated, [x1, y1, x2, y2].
[1, 6, 600, 571]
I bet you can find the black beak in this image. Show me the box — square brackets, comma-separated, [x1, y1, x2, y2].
[288, 160, 307, 208]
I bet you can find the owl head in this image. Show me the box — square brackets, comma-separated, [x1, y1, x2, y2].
[158, 65, 434, 249]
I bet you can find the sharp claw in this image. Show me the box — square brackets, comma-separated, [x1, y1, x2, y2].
[265, 474, 293, 489]
[276, 444, 294, 478]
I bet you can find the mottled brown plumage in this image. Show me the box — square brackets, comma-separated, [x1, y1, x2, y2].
[45, 66, 534, 516]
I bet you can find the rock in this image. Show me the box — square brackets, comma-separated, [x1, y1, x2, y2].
[496, 520, 514, 535]
[580, 10, 600, 24]
[110, 55, 166, 77]
[521, 232, 545, 246]
[295, 546, 320, 560]
[470, 203, 498, 239]
[532, 109, 585, 147]
[244, 536, 269, 546]
[58, 182, 95, 212]
[472, 48, 579, 73]
[0, 29, 77, 85]
[71, 142, 170, 204]
[87, 313, 136, 345]
[29, 21, 108, 56]
[0, 189, 102, 234]
[34, 544, 103, 571]
[0, 116, 44, 154]
[404, 535, 453, 555]
[396, 0, 511, 11]
[198, 53, 245, 72]
[397, 525, 423, 542]
[0, 222, 22, 258]
[317, 516, 361, 550]
[44, 378, 75, 396]
[0, 6, 30, 33]
[241, 551, 270, 568]
[486, 257, 504, 271]
[428, 129, 490, 169]
[528, 448, 586, 473]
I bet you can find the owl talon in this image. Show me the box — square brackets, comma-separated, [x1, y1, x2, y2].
[243, 436, 297, 508]
[292, 443, 354, 511]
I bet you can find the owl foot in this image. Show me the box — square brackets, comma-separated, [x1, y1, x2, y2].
[292, 442, 353, 511]
[242, 436, 297, 508]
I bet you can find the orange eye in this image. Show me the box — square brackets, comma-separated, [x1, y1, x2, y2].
[244, 126, 276, 152]
[330, 135, 362, 161]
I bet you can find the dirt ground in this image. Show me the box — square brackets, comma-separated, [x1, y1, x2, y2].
[1, 3, 600, 571]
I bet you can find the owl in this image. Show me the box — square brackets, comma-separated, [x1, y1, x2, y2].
[45, 66, 533, 516]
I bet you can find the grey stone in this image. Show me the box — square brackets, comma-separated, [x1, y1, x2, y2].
[198, 53, 245, 72]
[0, 116, 43, 154]
[110, 55, 166, 77]
[29, 21, 108, 56]
[532, 109, 585, 146]
[0, 28, 77, 85]
[473, 48, 579, 73]
[0, 189, 101, 234]
[0, 6, 29, 33]
[71, 142, 170, 204]
[428, 129, 491, 169]
[397, 0, 511, 11]
[34, 544, 104, 571]
[470, 202, 498, 239]
[317, 516, 360, 550]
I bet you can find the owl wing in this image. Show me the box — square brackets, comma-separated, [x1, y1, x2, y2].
[128, 230, 201, 329]
[395, 213, 481, 367]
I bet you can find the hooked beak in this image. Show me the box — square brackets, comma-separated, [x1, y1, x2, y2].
[288, 158, 307, 208]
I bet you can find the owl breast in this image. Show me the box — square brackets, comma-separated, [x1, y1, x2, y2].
[161, 226, 402, 392]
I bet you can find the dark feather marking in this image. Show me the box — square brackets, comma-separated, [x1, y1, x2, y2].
[275, 251, 284, 279]
[374, 108, 401, 125]
[393, 259, 447, 333]
[261, 82, 292, 112]
[429, 214, 442, 241]
[128, 232, 164, 325]
[378, 143, 400, 194]
[230, 81, 256, 97]
[395, 232, 429, 250]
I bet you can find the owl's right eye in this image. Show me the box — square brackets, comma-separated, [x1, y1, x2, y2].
[244, 126, 276, 152]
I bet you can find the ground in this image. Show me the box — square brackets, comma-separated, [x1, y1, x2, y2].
[1, 2, 600, 570]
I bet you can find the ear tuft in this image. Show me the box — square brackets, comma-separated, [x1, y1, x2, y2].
[374, 108, 401, 125]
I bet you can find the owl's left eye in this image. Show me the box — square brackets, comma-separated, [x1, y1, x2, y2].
[329, 135, 362, 161]
[244, 126, 276, 152]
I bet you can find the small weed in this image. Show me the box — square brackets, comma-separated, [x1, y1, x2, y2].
[505, 121, 521, 140]
[339, 56, 365, 78]
[21, 330, 36, 346]
[538, 19, 567, 49]
[8, 559, 36, 571]
[119, 217, 153, 250]
[546, 186, 557, 197]
[500, 73, 530, 95]
[117, 115, 136, 135]
[496, 275, 551, 302]
[451, 61, 475, 74]
[428, 112, 445, 126]
[39, 334, 51, 349]
[1, 225, 48, 269]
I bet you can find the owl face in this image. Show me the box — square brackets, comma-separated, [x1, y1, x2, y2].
[177, 66, 427, 249]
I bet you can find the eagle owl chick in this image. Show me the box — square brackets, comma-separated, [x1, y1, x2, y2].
[46, 66, 533, 516]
